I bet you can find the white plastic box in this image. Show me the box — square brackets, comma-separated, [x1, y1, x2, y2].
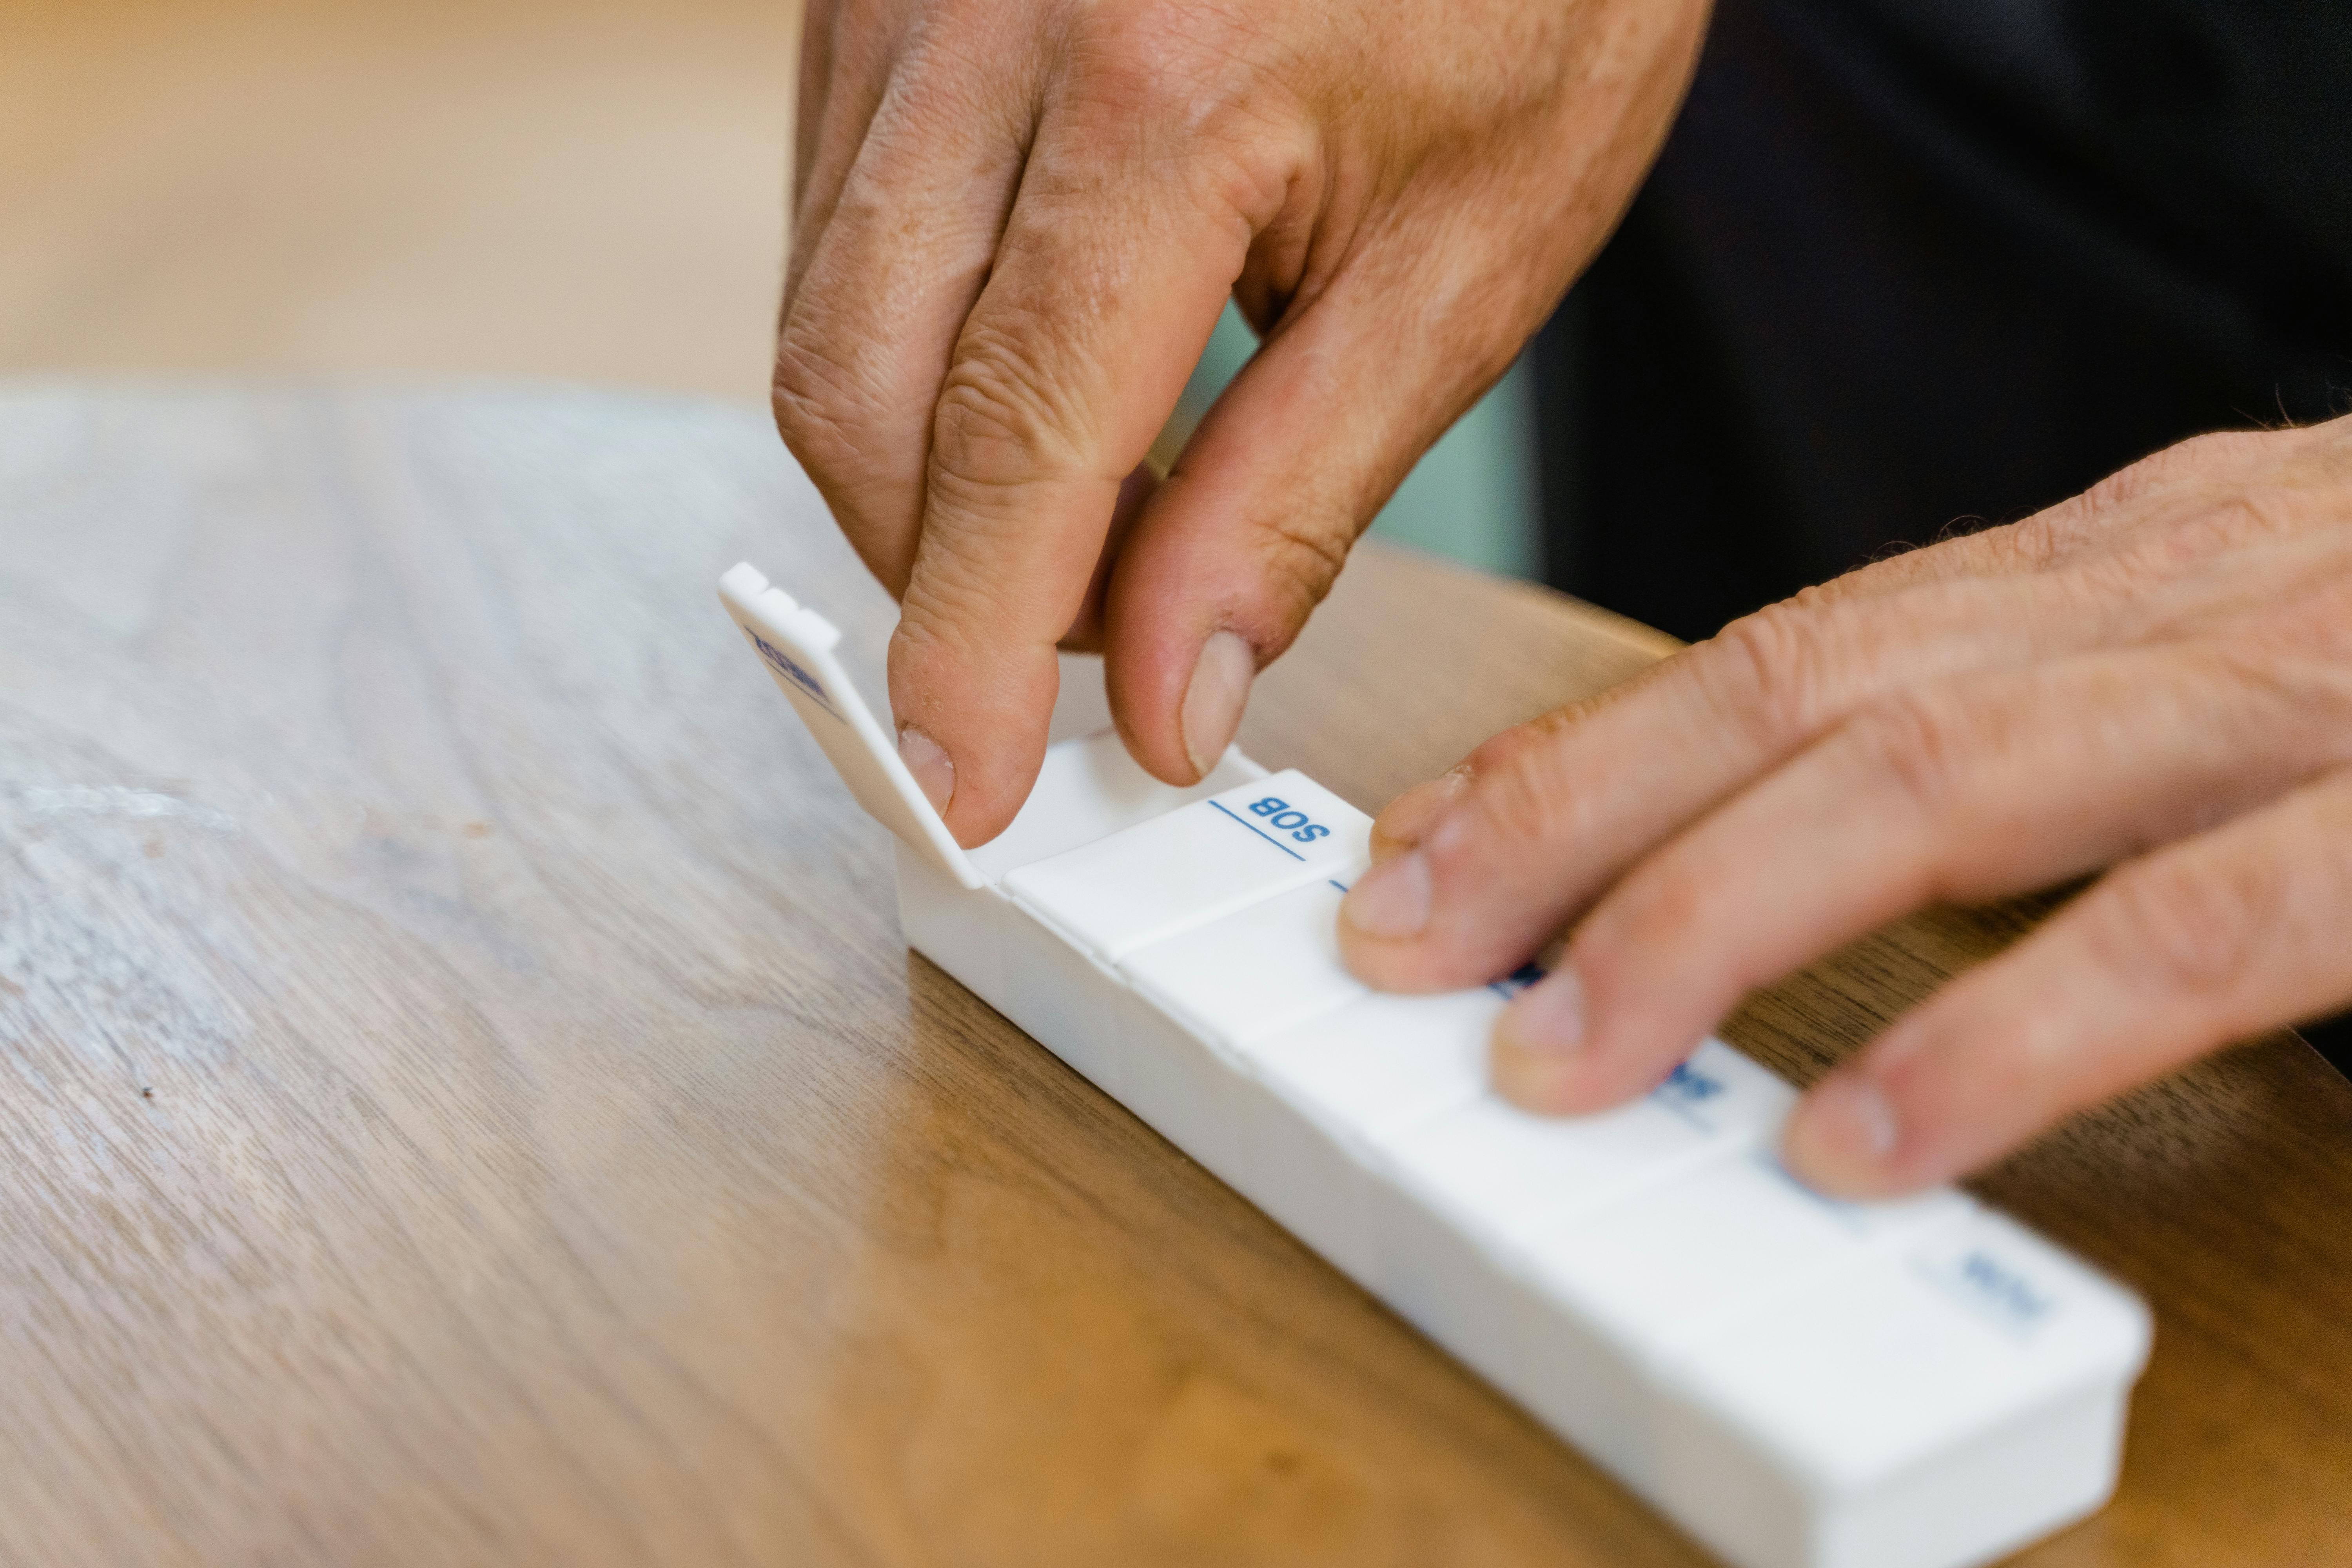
[720, 563, 2151, 1568]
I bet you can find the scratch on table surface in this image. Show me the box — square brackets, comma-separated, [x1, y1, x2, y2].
[7, 785, 238, 835]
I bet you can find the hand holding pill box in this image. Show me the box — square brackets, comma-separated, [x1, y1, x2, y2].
[720, 563, 2151, 1568]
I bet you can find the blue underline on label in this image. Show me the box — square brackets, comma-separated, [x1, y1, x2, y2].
[1209, 799, 1305, 860]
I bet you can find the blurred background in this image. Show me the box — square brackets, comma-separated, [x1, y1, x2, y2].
[0, 0, 1542, 577]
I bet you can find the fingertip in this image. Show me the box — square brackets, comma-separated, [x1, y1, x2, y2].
[1490, 966, 1697, 1119]
[1781, 1073, 1916, 1198]
[1490, 967, 1593, 1112]
[1338, 849, 1452, 989]
[888, 619, 1059, 849]
[936, 743, 1046, 848]
[1370, 766, 1472, 862]
[1491, 1044, 1580, 1113]
[897, 724, 954, 816]
[1341, 849, 1432, 940]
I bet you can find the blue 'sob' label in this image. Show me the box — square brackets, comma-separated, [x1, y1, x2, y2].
[1248, 795, 1333, 844]
[1953, 1248, 2056, 1332]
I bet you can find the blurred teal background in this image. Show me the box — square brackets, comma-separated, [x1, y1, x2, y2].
[1170, 303, 1543, 580]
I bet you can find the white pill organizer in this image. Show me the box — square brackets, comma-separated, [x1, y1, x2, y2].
[718, 563, 2151, 1568]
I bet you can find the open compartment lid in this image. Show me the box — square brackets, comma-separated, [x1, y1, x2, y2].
[719, 561, 984, 889]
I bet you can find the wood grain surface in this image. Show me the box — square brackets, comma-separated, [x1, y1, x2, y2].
[2, 385, 2348, 1568]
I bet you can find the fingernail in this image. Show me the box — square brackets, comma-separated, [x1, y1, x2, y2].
[1784, 1074, 1900, 1192]
[1373, 765, 1472, 857]
[1342, 849, 1432, 940]
[1492, 967, 1588, 1106]
[897, 724, 954, 816]
[1180, 630, 1254, 780]
[1500, 966, 1586, 1055]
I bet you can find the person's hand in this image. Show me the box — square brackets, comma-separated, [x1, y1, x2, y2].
[1339, 418, 2352, 1197]
[775, 0, 1707, 846]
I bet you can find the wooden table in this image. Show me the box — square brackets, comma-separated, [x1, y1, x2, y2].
[4, 385, 2347, 1568]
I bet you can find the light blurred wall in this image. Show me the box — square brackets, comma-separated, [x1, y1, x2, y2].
[1, 0, 1539, 577]
[0, 0, 797, 399]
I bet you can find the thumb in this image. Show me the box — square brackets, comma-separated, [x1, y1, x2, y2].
[1101, 249, 1537, 784]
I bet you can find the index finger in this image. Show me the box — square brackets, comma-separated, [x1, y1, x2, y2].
[888, 81, 1279, 846]
[1337, 566, 2122, 992]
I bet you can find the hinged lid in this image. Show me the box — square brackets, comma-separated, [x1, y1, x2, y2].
[719, 561, 984, 889]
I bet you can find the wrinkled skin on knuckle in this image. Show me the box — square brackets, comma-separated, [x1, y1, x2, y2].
[929, 323, 1092, 494]
[1236, 506, 1353, 648]
[1049, 2, 1314, 321]
[773, 325, 925, 588]
[2064, 494, 2315, 620]
[893, 537, 1012, 674]
[2190, 641, 2352, 783]
[2083, 428, 2274, 515]
[1065, 2, 1277, 123]
[2054, 421, 2352, 641]
[1056, 4, 1300, 182]
[1970, 505, 2075, 575]
[2067, 425, 2331, 557]
[2013, 441, 2229, 567]
[1698, 603, 1844, 755]
[906, 445, 1102, 666]
[2119, 486, 2321, 582]
[1846, 687, 1975, 825]
[772, 320, 879, 473]
[2091, 849, 2279, 1004]
[789, 0, 928, 229]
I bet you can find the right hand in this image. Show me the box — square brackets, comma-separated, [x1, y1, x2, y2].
[777, 0, 1709, 845]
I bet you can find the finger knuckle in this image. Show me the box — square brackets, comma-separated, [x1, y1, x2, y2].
[929, 326, 1085, 495]
[1060, 1, 1305, 212]
[2092, 851, 2279, 999]
[1700, 602, 1844, 752]
[2069, 483, 2312, 597]
[1982, 506, 2071, 572]
[890, 585, 976, 668]
[2188, 485, 2309, 552]
[1847, 688, 1974, 819]
[1070, 2, 1258, 118]
[1243, 510, 1352, 634]
[770, 324, 871, 472]
[2088, 429, 2270, 512]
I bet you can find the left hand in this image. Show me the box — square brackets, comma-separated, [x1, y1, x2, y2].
[1338, 417, 2352, 1197]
